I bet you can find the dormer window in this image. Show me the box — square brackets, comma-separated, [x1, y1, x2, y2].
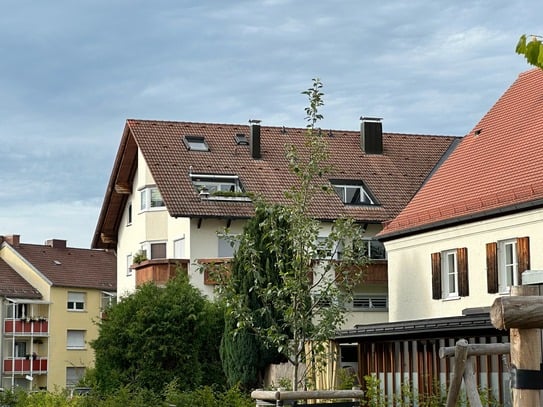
[331, 180, 376, 205]
[190, 173, 250, 201]
[183, 135, 209, 151]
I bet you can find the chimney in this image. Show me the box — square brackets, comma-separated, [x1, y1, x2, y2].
[249, 119, 261, 159]
[45, 239, 67, 249]
[360, 117, 383, 154]
[4, 235, 20, 247]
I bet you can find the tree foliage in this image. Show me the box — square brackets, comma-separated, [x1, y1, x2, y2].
[91, 274, 225, 394]
[219, 203, 289, 390]
[516, 34, 543, 69]
[218, 79, 369, 391]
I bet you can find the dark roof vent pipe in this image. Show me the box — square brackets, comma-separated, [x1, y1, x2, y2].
[360, 117, 383, 154]
[249, 119, 261, 159]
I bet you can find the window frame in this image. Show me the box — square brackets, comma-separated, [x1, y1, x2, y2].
[126, 254, 133, 276]
[183, 135, 210, 151]
[218, 234, 239, 258]
[442, 250, 459, 299]
[487, 237, 530, 294]
[331, 180, 376, 205]
[139, 186, 165, 212]
[66, 330, 86, 350]
[67, 292, 85, 311]
[140, 241, 167, 260]
[431, 248, 469, 300]
[190, 173, 248, 200]
[352, 294, 388, 311]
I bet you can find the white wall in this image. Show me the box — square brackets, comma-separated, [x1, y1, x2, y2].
[385, 208, 543, 322]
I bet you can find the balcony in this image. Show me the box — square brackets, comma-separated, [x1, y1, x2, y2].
[335, 260, 388, 285]
[3, 357, 48, 374]
[198, 258, 232, 285]
[4, 319, 49, 335]
[132, 259, 189, 287]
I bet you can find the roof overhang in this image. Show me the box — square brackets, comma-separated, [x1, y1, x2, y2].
[378, 198, 543, 242]
[5, 298, 51, 305]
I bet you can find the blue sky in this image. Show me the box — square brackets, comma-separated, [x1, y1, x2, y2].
[1, 0, 541, 248]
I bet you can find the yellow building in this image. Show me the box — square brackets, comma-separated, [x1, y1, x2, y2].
[0, 235, 116, 391]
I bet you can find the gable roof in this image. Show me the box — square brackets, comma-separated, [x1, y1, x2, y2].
[379, 69, 543, 240]
[93, 120, 458, 249]
[5, 240, 116, 291]
[0, 258, 42, 299]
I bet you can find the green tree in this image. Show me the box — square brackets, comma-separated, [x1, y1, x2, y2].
[91, 274, 225, 394]
[219, 203, 289, 390]
[219, 79, 369, 391]
[516, 34, 543, 68]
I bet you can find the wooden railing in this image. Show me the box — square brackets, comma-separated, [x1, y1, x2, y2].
[132, 259, 189, 287]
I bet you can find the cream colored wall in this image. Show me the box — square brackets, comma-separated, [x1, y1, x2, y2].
[47, 287, 102, 389]
[385, 208, 543, 322]
[0, 245, 52, 300]
[116, 153, 191, 297]
[188, 218, 246, 297]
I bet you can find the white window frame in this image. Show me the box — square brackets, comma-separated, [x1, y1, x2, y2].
[66, 366, 86, 387]
[173, 237, 185, 259]
[67, 292, 85, 311]
[139, 186, 165, 211]
[66, 330, 86, 350]
[498, 239, 518, 293]
[352, 294, 388, 311]
[127, 203, 132, 225]
[140, 241, 167, 260]
[332, 183, 374, 205]
[442, 250, 458, 299]
[126, 254, 133, 276]
[190, 174, 245, 199]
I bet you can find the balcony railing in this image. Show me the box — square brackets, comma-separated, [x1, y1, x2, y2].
[132, 259, 189, 287]
[198, 258, 232, 285]
[4, 319, 49, 335]
[3, 357, 48, 374]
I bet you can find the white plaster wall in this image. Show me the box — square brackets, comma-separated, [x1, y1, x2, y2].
[385, 208, 543, 322]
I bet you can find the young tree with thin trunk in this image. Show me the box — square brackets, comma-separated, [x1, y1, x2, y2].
[218, 79, 369, 391]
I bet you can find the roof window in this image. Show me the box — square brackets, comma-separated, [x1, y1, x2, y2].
[331, 180, 376, 205]
[190, 173, 250, 201]
[183, 135, 209, 151]
[234, 133, 249, 145]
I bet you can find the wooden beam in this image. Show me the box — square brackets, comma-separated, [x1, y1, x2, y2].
[114, 182, 132, 194]
[490, 295, 543, 329]
[439, 343, 510, 358]
[445, 339, 468, 407]
[100, 233, 117, 245]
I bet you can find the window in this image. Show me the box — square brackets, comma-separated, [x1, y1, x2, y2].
[487, 237, 530, 294]
[431, 248, 469, 300]
[314, 236, 340, 260]
[361, 239, 386, 260]
[331, 181, 375, 205]
[140, 186, 165, 211]
[218, 235, 239, 257]
[126, 254, 133, 276]
[15, 341, 27, 358]
[190, 174, 247, 199]
[7, 303, 28, 319]
[140, 241, 167, 260]
[183, 135, 210, 151]
[66, 367, 86, 387]
[173, 237, 185, 258]
[67, 330, 86, 349]
[101, 292, 116, 319]
[352, 294, 388, 310]
[442, 250, 458, 298]
[127, 203, 132, 225]
[67, 292, 85, 311]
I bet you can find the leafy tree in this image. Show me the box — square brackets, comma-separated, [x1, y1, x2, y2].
[91, 274, 225, 394]
[219, 203, 289, 390]
[218, 79, 369, 391]
[516, 34, 543, 69]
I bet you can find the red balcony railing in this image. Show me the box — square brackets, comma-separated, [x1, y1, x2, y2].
[4, 319, 49, 335]
[3, 357, 48, 373]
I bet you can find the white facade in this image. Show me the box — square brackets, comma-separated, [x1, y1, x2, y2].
[115, 150, 388, 327]
[385, 207, 543, 322]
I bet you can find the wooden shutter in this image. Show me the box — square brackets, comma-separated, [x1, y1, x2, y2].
[431, 252, 441, 300]
[517, 236, 530, 283]
[486, 242, 498, 294]
[457, 247, 469, 297]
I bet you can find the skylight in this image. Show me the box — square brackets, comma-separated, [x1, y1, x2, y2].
[183, 135, 209, 151]
[234, 133, 249, 145]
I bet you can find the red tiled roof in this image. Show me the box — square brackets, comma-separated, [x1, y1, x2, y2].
[0, 258, 42, 299]
[93, 120, 458, 249]
[13, 243, 116, 291]
[379, 69, 543, 239]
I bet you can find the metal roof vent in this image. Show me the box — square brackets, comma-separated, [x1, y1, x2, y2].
[234, 133, 249, 145]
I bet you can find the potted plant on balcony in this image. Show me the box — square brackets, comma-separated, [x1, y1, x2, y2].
[132, 250, 147, 265]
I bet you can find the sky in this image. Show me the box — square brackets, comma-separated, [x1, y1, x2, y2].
[1, 0, 541, 249]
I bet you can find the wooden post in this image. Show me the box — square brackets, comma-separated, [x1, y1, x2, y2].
[463, 357, 482, 407]
[491, 286, 542, 407]
[446, 339, 468, 407]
